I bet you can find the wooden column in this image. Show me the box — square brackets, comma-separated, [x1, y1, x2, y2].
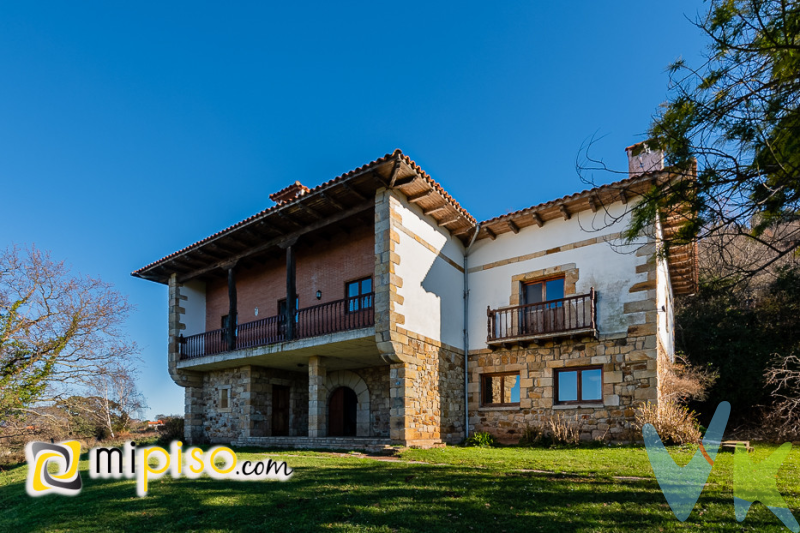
[285, 244, 296, 341]
[227, 266, 237, 350]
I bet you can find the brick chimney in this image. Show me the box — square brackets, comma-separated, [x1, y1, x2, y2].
[625, 141, 664, 177]
[270, 181, 310, 205]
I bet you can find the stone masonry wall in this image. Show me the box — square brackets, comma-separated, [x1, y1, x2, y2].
[374, 188, 466, 446]
[469, 333, 657, 443]
[469, 243, 663, 444]
[197, 365, 308, 443]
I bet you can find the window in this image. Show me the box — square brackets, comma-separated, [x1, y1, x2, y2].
[480, 373, 520, 407]
[346, 277, 373, 312]
[219, 388, 230, 411]
[554, 366, 603, 404]
[522, 277, 565, 305]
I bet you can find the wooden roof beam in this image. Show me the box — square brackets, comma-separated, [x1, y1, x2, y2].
[438, 215, 460, 227]
[408, 190, 434, 204]
[560, 205, 571, 220]
[321, 192, 345, 211]
[588, 196, 598, 213]
[531, 212, 543, 227]
[485, 227, 496, 240]
[177, 200, 373, 282]
[619, 189, 628, 204]
[342, 182, 367, 201]
[507, 219, 520, 234]
[423, 204, 448, 217]
[388, 159, 402, 187]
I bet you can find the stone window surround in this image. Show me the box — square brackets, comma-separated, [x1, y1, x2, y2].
[217, 385, 231, 413]
[553, 365, 604, 405]
[479, 372, 521, 408]
[509, 263, 579, 306]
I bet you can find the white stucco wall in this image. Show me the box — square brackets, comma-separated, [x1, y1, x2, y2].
[655, 216, 676, 362]
[391, 192, 466, 348]
[182, 280, 207, 336]
[467, 202, 650, 349]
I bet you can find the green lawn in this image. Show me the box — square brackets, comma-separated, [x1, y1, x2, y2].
[0, 443, 798, 532]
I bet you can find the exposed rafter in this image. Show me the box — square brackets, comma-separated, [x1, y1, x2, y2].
[388, 159, 402, 187]
[423, 204, 448, 217]
[408, 190, 434, 204]
[507, 220, 520, 234]
[438, 215, 460, 227]
[321, 192, 344, 211]
[342, 182, 367, 201]
[531, 212, 543, 227]
[485, 227, 496, 240]
[560, 205, 571, 220]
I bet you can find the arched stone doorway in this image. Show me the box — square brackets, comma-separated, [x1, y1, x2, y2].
[325, 370, 370, 437]
[328, 387, 357, 436]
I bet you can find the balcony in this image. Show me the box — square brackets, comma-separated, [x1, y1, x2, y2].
[179, 293, 375, 360]
[487, 289, 596, 346]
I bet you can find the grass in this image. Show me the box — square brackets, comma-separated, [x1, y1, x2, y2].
[0, 442, 798, 532]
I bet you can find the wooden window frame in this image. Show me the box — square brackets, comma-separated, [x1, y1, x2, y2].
[480, 372, 521, 408]
[554, 365, 603, 405]
[521, 275, 566, 305]
[218, 386, 231, 412]
[345, 276, 373, 313]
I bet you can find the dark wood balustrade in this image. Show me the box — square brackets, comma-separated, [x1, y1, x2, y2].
[179, 293, 374, 360]
[487, 289, 596, 344]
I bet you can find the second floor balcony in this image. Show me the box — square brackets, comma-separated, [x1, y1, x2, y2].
[487, 289, 596, 346]
[179, 293, 374, 360]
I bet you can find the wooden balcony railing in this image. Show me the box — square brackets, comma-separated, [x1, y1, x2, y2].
[487, 289, 596, 344]
[178, 293, 375, 360]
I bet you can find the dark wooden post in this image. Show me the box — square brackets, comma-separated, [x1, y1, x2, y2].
[227, 266, 237, 350]
[286, 244, 296, 341]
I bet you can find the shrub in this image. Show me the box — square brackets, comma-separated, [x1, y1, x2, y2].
[545, 413, 581, 445]
[156, 417, 184, 446]
[518, 424, 548, 447]
[465, 431, 495, 447]
[635, 401, 701, 445]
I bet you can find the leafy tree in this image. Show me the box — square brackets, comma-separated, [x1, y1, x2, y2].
[0, 245, 138, 423]
[626, 0, 800, 281]
[677, 266, 800, 424]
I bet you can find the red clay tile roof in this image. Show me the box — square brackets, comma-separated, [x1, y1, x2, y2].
[132, 150, 405, 276]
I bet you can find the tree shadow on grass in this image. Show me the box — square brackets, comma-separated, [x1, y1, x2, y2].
[0, 458, 793, 532]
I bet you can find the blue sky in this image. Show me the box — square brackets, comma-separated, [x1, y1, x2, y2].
[1, 1, 708, 418]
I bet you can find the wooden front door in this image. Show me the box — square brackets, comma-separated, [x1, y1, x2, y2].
[272, 385, 290, 436]
[328, 387, 358, 436]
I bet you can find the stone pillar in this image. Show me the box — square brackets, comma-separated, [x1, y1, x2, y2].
[184, 385, 205, 444]
[308, 356, 327, 437]
[389, 361, 418, 444]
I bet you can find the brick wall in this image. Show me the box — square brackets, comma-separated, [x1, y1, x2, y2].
[205, 223, 375, 329]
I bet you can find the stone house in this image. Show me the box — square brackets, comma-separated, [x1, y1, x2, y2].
[133, 146, 697, 449]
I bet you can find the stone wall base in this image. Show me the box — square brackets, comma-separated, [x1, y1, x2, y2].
[233, 436, 393, 454]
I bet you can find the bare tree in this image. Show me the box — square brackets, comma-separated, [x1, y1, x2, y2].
[0, 245, 138, 425]
[764, 353, 800, 439]
[83, 363, 147, 437]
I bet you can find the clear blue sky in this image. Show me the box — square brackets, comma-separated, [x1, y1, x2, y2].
[1, 1, 708, 419]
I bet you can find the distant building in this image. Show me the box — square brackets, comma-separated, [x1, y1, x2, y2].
[133, 148, 696, 449]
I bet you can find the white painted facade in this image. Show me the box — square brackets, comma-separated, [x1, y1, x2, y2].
[464, 201, 657, 350]
[655, 215, 676, 362]
[181, 280, 207, 337]
[390, 191, 466, 348]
